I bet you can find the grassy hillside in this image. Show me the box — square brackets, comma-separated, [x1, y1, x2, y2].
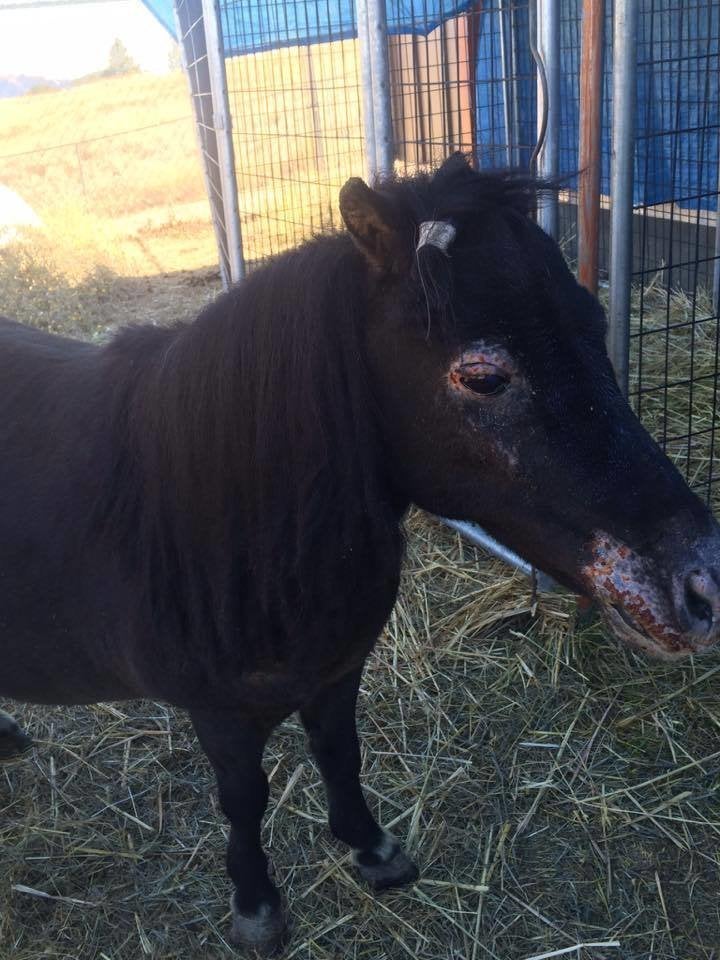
[0, 71, 216, 277]
[0, 44, 366, 278]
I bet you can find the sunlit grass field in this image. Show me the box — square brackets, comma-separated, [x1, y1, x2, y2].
[0, 71, 217, 277]
[0, 42, 368, 278]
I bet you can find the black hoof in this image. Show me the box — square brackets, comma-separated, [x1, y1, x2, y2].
[230, 899, 287, 955]
[353, 834, 419, 891]
[0, 724, 33, 763]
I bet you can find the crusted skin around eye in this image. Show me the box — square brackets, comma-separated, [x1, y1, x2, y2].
[448, 342, 515, 396]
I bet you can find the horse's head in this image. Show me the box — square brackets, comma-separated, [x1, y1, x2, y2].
[340, 154, 720, 661]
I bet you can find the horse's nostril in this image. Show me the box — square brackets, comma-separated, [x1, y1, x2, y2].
[683, 570, 718, 637]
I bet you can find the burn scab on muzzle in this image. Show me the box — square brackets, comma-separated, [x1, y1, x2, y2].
[582, 531, 690, 659]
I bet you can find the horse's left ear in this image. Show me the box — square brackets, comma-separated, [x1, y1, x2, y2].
[339, 178, 410, 274]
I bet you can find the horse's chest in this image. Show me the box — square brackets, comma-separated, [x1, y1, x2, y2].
[249, 549, 402, 710]
[308, 553, 401, 669]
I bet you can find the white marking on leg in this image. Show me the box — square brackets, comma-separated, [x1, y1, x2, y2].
[352, 829, 397, 865]
[230, 897, 284, 948]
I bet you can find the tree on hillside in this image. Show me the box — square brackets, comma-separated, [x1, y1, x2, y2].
[107, 39, 139, 76]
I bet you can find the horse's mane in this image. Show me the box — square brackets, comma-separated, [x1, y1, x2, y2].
[97, 158, 547, 666]
[98, 231, 396, 665]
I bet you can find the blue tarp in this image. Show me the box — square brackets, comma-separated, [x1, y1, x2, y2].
[143, 1, 478, 50]
[146, 0, 719, 211]
[142, 0, 175, 36]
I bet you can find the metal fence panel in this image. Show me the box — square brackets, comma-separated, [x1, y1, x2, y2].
[218, 0, 365, 265]
[176, 0, 235, 284]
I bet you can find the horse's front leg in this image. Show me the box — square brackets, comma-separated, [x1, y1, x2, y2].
[190, 707, 286, 954]
[300, 666, 419, 890]
[0, 709, 33, 762]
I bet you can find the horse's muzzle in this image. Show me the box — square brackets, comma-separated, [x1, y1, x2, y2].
[582, 530, 720, 660]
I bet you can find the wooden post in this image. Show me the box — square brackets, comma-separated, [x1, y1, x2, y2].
[578, 0, 605, 294]
[456, 3, 482, 165]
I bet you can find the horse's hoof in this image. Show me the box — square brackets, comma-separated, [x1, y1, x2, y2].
[0, 728, 33, 763]
[353, 832, 419, 891]
[230, 898, 287, 955]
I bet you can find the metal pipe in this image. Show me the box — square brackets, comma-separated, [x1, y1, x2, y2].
[528, 0, 548, 174]
[577, 0, 605, 295]
[498, 0, 513, 167]
[608, 0, 639, 396]
[508, 0, 521, 167]
[356, 0, 378, 182]
[713, 148, 720, 318]
[202, 0, 245, 283]
[366, 0, 394, 178]
[440, 518, 557, 593]
[535, 0, 560, 238]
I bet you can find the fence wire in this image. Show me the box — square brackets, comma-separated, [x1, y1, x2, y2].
[219, 0, 364, 265]
[629, 0, 720, 503]
[388, 2, 537, 173]
[0, 70, 213, 278]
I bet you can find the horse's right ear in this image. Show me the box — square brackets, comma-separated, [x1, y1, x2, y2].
[339, 178, 409, 274]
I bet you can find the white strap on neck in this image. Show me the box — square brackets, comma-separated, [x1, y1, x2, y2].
[417, 220, 456, 253]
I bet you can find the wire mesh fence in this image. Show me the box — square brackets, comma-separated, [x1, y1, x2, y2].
[629, 0, 720, 503]
[388, 2, 538, 173]
[218, 0, 365, 266]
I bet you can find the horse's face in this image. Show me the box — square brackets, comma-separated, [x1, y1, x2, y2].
[340, 161, 720, 660]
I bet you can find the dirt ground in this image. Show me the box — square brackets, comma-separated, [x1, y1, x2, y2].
[1, 254, 720, 960]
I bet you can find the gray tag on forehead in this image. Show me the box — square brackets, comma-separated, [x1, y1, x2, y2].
[417, 220, 456, 254]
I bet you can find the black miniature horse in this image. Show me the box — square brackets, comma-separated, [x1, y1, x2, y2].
[2, 155, 720, 952]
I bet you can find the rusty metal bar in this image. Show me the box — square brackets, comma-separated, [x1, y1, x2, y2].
[577, 0, 605, 295]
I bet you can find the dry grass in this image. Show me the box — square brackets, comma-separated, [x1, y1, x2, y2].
[1, 250, 720, 960]
[0, 72, 216, 277]
[0, 49, 369, 279]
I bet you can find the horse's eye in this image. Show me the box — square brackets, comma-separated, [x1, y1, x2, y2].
[459, 373, 509, 396]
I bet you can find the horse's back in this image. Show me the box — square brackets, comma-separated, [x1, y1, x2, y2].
[0, 316, 106, 495]
[0, 314, 97, 357]
[0, 317, 137, 703]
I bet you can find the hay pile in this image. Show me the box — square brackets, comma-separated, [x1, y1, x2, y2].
[1, 252, 719, 959]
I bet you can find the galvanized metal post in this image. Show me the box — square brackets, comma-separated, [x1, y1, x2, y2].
[608, 0, 639, 396]
[366, 0, 394, 178]
[508, 0, 521, 167]
[356, 0, 378, 182]
[535, 0, 560, 238]
[498, 0, 513, 166]
[201, 0, 245, 283]
[713, 150, 720, 318]
[577, 0, 605, 295]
